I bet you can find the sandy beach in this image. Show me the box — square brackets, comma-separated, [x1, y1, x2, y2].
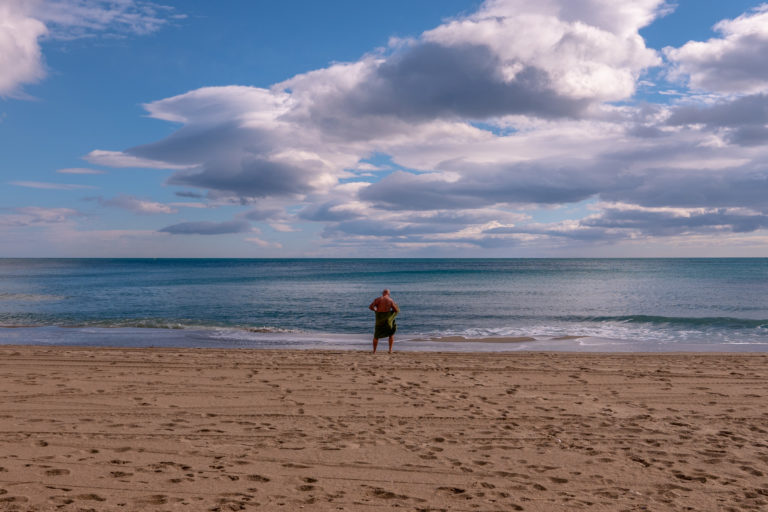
[0, 346, 767, 511]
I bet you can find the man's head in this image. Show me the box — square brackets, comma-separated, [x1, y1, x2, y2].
[382, 289, 390, 296]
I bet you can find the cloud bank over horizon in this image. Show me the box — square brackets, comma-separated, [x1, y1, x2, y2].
[4, 0, 768, 256]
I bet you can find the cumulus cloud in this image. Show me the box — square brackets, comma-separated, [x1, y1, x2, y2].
[601, 163, 768, 210]
[84, 1, 768, 253]
[97, 195, 177, 214]
[299, 201, 366, 222]
[159, 219, 252, 235]
[423, 0, 663, 101]
[287, 43, 589, 126]
[167, 155, 327, 198]
[666, 93, 768, 146]
[482, 203, 768, 246]
[92, 0, 664, 202]
[0, 0, 178, 96]
[667, 94, 768, 127]
[273, 0, 663, 140]
[583, 204, 768, 235]
[0, 1, 47, 96]
[316, 203, 527, 250]
[359, 161, 608, 210]
[665, 5, 768, 94]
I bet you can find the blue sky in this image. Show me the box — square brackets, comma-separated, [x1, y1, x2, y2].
[2, 0, 768, 257]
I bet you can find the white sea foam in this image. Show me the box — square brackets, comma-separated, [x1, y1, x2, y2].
[1, 325, 767, 352]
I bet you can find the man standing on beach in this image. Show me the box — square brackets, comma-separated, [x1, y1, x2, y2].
[369, 289, 399, 353]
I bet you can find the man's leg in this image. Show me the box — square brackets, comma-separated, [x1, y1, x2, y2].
[388, 335, 394, 353]
[372, 337, 378, 353]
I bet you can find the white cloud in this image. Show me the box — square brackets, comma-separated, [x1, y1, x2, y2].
[56, 167, 105, 174]
[0, 206, 80, 227]
[424, 0, 664, 102]
[0, 0, 47, 97]
[98, 195, 177, 214]
[245, 237, 282, 249]
[159, 219, 252, 235]
[665, 5, 768, 94]
[10, 180, 96, 190]
[0, 0, 178, 96]
[96, 0, 665, 207]
[269, 223, 300, 233]
[353, 162, 388, 172]
[168, 201, 209, 209]
[37, 0, 175, 40]
[84, 149, 195, 169]
[84, 1, 768, 254]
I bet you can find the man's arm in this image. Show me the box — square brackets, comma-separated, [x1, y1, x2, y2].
[392, 301, 400, 313]
[369, 299, 377, 311]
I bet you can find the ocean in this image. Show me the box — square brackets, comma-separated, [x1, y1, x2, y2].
[1, 258, 767, 352]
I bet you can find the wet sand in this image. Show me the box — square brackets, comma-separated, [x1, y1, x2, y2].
[0, 345, 767, 511]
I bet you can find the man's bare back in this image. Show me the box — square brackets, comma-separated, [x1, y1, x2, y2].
[369, 295, 399, 313]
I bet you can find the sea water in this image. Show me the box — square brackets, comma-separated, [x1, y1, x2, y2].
[0, 258, 766, 352]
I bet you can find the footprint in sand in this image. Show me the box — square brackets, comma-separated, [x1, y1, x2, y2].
[48, 496, 74, 507]
[136, 495, 167, 505]
[437, 486, 466, 495]
[366, 486, 412, 501]
[0, 495, 29, 505]
[45, 468, 71, 476]
[76, 493, 106, 502]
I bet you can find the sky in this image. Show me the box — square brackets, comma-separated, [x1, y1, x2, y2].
[1, 0, 768, 257]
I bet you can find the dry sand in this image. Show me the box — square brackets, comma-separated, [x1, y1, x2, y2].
[0, 346, 767, 511]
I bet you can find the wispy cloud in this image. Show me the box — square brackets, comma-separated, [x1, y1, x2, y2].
[0, 0, 180, 96]
[245, 236, 282, 249]
[38, 0, 180, 40]
[56, 167, 105, 174]
[159, 219, 252, 235]
[10, 180, 96, 190]
[96, 195, 177, 214]
[85, 149, 196, 169]
[0, 206, 81, 227]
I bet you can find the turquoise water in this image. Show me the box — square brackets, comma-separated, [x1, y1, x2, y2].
[0, 258, 767, 351]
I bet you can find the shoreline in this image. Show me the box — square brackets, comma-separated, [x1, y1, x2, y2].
[3, 325, 768, 353]
[2, 346, 767, 510]
[2, 342, 768, 355]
